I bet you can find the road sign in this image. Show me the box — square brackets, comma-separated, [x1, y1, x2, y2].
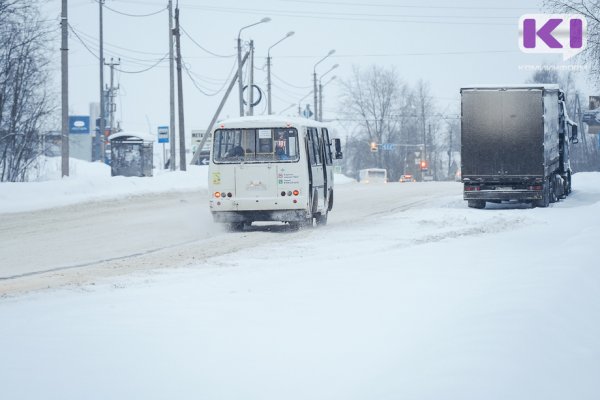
[69, 115, 90, 134]
[381, 143, 396, 151]
[157, 126, 169, 143]
[303, 104, 313, 118]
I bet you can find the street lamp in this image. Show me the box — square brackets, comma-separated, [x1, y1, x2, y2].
[267, 31, 294, 115]
[237, 17, 270, 117]
[319, 75, 337, 122]
[313, 49, 335, 121]
[318, 64, 338, 121]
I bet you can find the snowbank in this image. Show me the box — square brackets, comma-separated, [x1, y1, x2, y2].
[1, 158, 355, 213]
[0, 157, 207, 213]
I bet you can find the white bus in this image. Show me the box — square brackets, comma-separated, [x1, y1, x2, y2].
[208, 116, 343, 230]
[359, 168, 387, 183]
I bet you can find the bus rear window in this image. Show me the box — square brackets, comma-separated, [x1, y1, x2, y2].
[213, 128, 299, 163]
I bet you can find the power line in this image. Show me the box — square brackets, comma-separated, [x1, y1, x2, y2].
[69, 24, 169, 73]
[183, 58, 237, 96]
[280, 0, 534, 11]
[93, 0, 167, 17]
[179, 24, 236, 58]
[273, 50, 517, 58]
[73, 27, 166, 56]
[116, 53, 169, 74]
[271, 71, 312, 89]
[176, 5, 515, 25]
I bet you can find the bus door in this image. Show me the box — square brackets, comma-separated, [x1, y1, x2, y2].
[321, 128, 334, 207]
[306, 127, 325, 212]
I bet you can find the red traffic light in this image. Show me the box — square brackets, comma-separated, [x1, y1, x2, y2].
[420, 160, 428, 170]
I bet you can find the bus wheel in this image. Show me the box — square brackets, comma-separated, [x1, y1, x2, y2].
[226, 222, 245, 232]
[315, 211, 328, 226]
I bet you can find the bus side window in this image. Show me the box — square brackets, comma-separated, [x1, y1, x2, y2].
[322, 128, 333, 165]
[306, 128, 316, 166]
[309, 128, 321, 165]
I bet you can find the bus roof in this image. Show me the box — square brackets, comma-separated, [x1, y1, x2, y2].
[214, 115, 331, 131]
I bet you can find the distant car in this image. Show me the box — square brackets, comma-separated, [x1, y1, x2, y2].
[399, 174, 416, 182]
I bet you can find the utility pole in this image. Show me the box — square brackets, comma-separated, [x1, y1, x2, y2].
[237, 37, 244, 117]
[267, 52, 272, 115]
[168, 0, 176, 170]
[61, 0, 69, 177]
[313, 70, 318, 121]
[318, 81, 323, 122]
[105, 58, 120, 136]
[99, 0, 106, 163]
[174, 4, 186, 170]
[248, 40, 254, 116]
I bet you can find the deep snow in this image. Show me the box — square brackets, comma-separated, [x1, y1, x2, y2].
[0, 164, 599, 399]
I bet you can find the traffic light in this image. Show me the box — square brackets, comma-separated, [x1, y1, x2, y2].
[370, 142, 378, 152]
[420, 160, 428, 171]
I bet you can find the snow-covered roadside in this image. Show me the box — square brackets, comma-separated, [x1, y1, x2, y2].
[1, 173, 599, 400]
[0, 157, 354, 214]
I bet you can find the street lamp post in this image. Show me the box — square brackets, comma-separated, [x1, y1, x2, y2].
[313, 49, 335, 121]
[267, 31, 294, 115]
[319, 75, 336, 122]
[237, 17, 270, 117]
[318, 64, 338, 121]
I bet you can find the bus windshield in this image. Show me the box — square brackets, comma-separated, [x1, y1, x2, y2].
[213, 127, 299, 163]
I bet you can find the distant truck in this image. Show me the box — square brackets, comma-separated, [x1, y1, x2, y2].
[359, 168, 387, 183]
[460, 85, 578, 208]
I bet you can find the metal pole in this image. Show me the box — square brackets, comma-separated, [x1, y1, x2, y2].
[61, 0, 69, 177]
[237, 37, 244, 116]
[99, 0, 105, 163]
[105, 58, 120, 136]
[174, 4, 186, 170]
[190, 51, 250, 165]
[168, 0, 176, 170]
[318, 81, 323, 122]
[313, 71, 318, 121]
[267, 54, 272, 115]
[248, 40, 254, 116]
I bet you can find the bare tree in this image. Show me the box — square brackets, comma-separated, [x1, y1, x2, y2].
[0, 1, 54, 182]
[545, 0, 600, 83]
[339, 65, 413, 180]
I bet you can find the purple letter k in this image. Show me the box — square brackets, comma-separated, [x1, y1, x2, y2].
[523, 18, 563, 49]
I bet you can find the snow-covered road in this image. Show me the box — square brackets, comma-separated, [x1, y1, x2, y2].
[1, 173, 600, 399]
[0, 181, 457, 292]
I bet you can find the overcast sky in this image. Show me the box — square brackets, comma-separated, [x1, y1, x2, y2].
[42, 0, 594, 135]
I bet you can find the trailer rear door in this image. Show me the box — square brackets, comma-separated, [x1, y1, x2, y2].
[461, 89, 545, 180]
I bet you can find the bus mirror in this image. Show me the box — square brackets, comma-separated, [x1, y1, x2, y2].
[333, 138, 343, 159]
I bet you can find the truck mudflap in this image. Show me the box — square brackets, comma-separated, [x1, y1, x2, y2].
[464, 189, 543, 202]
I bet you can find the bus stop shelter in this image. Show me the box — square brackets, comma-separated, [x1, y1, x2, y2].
[108, 132, 154, 177]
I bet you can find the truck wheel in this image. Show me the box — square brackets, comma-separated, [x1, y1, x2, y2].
[315, 211, 328, 226]
[549, 178, 558, 203]
[467, 200, 486, 209]
[535, 182, 550, 208]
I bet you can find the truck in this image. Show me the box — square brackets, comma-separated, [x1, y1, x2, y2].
[460, 84, 578, 209]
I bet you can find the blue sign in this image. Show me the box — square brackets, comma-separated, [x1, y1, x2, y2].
[157, 126, 169, 143]
[381, 143, 396, 151]
[303, 105, 313, 118]
[69, 116, 90, 134]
